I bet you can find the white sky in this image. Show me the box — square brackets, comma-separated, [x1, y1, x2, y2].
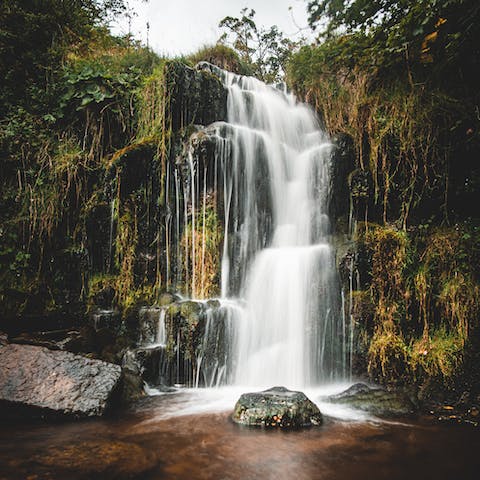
[110, 0, 311, 56]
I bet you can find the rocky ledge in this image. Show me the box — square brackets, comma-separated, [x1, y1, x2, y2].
[0, 342, 122, 417]
[325, 383, 416, 417]
[232, 386, 323, 428]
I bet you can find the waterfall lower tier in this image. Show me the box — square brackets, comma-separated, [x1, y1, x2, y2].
[234, 244, 338, 389]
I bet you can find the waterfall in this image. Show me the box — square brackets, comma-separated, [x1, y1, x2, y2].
[138, 64, 351, 390]
[207, 66, 345, 388]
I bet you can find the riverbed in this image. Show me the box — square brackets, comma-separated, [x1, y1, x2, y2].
[0, 387, 479, 480]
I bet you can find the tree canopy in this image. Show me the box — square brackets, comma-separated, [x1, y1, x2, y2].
[218, 8, 299, 82]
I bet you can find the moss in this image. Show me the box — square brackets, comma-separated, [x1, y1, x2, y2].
[356, 223, 480, 386]
[368, 329, 409, 382]
[163, 301, 205, 361]
[87, 274, 117, 312]
[411, 328, 464, 383]
[287, 40, 477, 225]
[351, 290, 375, 327]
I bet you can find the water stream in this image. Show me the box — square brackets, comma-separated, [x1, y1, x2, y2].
[135, 65, 352, 393]
[188, 65, 348, 389]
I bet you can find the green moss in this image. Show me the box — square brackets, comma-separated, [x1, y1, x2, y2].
[87, 274, 117, 312]
[368, 329, 409, 382]
[287, 37, 479, 225]
[357, 223, 480, 386]
[411, 328, 464, 382]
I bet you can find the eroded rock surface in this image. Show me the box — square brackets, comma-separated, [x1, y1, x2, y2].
[0, 343, 122, 417]
[232, 386, 323, 428]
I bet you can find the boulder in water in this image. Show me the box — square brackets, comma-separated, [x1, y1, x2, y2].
[232, 386, 323, 428]
[326, 383, 416, 417]
[0, 342, 122, 417]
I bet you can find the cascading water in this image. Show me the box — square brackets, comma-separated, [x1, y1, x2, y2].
[138, 64, 351, 391]
[209, 67, 344, 389]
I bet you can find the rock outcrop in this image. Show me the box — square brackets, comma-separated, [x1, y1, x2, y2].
[325, 383, 416, 417]
[0, 343, 122, 417]
[232, 386, 323, 428]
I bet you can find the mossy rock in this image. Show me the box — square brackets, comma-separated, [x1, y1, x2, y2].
[232, 386, 323, 428]
[179, 300, 204, 324]
[158, 292, 181, 306]
[325, 383, 416, 417]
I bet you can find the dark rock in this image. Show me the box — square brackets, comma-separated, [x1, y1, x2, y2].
[123, 346, 166, 384]
[123, 344, 192, 387]
[167, 60, 227, 131]
[232, 386, 323, 428]
[0, 332, 8, 345]
[334, 382, 372, 397]
[10, 329, 86, 353]
[0, 343, 122, 417]
[326, 383, 416, 417]
[91, 309, 122, 332]
[117, 370, 145, 405]
[330, 132, 356, 225]
[139, 306, 165, 345]
[134, 299, 235, 387]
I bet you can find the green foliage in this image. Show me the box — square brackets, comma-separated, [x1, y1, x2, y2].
[411, 327, 464, 381]
[292, 0, 480, 223]
[0, 0, 163, 322]
[188, 44, 253, 76]
[0, 0, 127, 115]
[357, 223, 480, 384]
[218, 8, 300, 82]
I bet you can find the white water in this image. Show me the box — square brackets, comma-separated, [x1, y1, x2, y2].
[141, 384, 393, 424]
[210, 67, 344, 388]
[144, 64, 353, 395]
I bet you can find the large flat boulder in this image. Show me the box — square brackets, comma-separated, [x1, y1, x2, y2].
[0, 343, 122, 417]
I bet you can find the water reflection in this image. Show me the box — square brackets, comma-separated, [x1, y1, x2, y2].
[0, 390, 479, 480]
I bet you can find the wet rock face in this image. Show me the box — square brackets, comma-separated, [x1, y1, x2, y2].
[330, 132, 356, 224]
[0, 343, 122, 417]
[326, 383, 416, 417]
[232, 386, 323, 428]
[167, 61, 227, 131]
[132, 299, 235, 388]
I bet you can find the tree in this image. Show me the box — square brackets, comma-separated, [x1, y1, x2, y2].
[0, 0, 127, 115]
[218, 8, 299, 83]
[305, 0, 480, 84]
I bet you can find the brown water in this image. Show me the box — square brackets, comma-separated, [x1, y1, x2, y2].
[0, 392, 479, 480]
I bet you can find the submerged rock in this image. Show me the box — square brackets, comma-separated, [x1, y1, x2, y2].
[232, 386, 323, 428]
[326, 383, 416, 417]
[0, 343, 121, 417]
